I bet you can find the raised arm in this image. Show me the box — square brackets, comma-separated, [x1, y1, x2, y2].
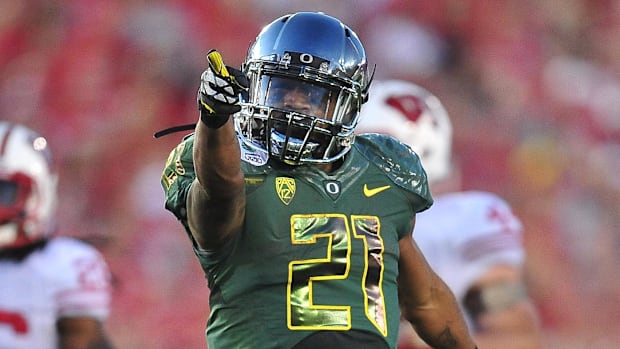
[186, 50, 248, 250]
[398, 221, 477, 349]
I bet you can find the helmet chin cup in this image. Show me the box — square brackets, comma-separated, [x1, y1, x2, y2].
[0, 222, 18, 247]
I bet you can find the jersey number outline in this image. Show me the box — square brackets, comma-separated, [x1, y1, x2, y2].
[0, 310, 28, 334]
[287, 214, 387, 336]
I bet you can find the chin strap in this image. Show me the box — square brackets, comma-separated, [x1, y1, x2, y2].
[153, 123, 196, 138]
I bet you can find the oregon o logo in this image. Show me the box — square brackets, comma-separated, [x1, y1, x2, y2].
[325, 182, 340, 195]
[299, 53, 314, 64]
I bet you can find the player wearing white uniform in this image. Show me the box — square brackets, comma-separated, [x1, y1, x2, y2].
[413, 191, 525, 327]
[0, 122, 114, 349]
[357, 80, 543, 349]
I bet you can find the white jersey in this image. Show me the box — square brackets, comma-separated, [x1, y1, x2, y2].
[414, 191, 525, 326]
[0, 237, 111, 349]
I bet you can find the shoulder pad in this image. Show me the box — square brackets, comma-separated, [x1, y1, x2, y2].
[354, 133, 432, 208]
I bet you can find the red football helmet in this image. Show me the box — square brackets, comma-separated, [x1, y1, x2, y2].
[0, 122, 58, 250]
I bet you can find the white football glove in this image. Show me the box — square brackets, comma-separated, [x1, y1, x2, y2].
[197, 50, 248, 128]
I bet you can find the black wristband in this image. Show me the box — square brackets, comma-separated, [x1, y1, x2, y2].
[199, 112, 230, 129]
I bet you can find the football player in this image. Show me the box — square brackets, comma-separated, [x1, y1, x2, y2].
[161, 11, 477, 349]
[0, 122, 114, 349]
[356, 80, 544, 349]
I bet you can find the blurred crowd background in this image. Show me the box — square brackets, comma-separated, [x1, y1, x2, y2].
[2, 0, 619, 348]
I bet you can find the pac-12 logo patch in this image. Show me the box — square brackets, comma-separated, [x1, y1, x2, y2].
[276, 177, 296, 205]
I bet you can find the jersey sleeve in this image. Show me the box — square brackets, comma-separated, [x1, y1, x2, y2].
[45, 238, 112, 320]
[161, 134, 196, 226]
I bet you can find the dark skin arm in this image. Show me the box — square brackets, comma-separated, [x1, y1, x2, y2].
[398, 218, 477, 349]
[187, 119, 245, 250]
[398, 267, 542, 349]
[469, 265, 544, 349]
[56, 317, 113, 349]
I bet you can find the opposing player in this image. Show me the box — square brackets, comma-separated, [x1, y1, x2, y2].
[161, 12, 477, 349]
[356, 80, 544, 349]
[0, 122, 114, 349]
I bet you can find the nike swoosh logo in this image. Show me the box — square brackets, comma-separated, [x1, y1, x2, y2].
[363, 184, 391, 197]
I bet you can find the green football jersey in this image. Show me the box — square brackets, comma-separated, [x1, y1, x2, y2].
[161, 133, 433, 349]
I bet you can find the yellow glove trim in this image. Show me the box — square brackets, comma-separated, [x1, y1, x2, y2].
[207, 50, 230, 78]
[200, 100, 216, 114]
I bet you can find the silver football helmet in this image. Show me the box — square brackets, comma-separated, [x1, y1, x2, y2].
[356, 80, 453, 184]
[236, 12, 371, 165]
[0, 122, 58, 250]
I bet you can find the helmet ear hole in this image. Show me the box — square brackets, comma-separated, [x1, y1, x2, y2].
[420, 148, 433, 161]
[236, 12, 370, 165]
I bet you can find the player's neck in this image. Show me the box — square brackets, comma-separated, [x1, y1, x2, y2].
[316, 163, 333, 172]
[316, 157, 344, 173]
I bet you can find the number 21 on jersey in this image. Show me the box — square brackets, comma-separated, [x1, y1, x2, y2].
[287, 214, 387, 336]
